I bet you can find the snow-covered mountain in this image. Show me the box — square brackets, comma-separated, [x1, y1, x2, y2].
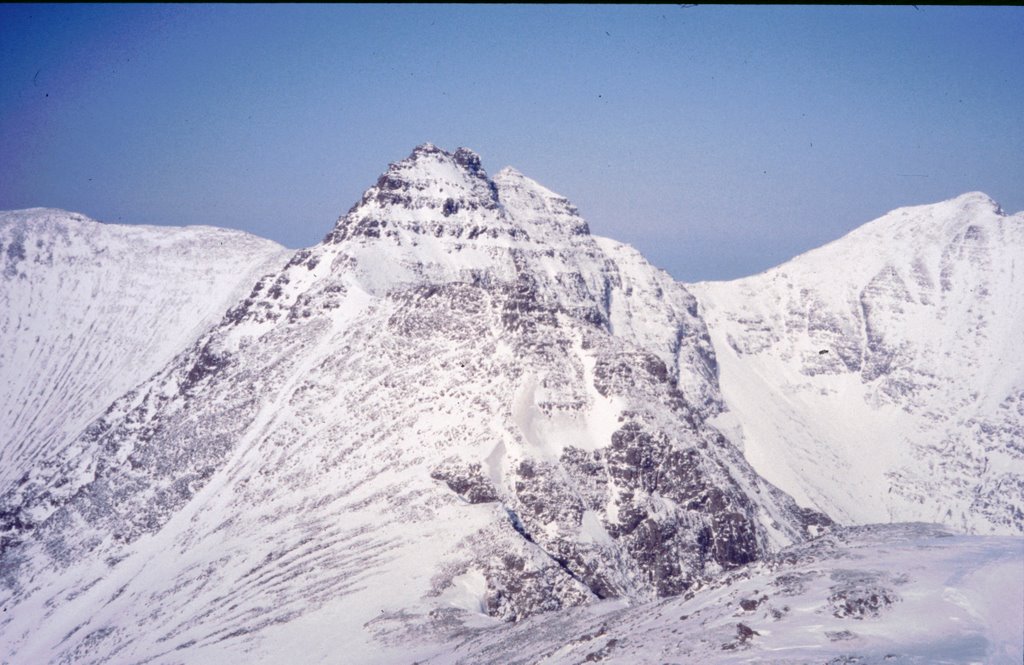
[0, 147, 1019, 664]
[0, 146, 826, 664]
[0, 209, 288, 490]
[691, 193, 1024, 535]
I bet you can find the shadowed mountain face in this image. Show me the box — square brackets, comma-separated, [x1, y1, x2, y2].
[0, 146, 1018, 664]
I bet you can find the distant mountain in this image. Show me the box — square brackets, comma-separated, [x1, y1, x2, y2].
[0, 208, 287, 490]
[0, 148, 1019, 664]
[691, 193, 1024, 535]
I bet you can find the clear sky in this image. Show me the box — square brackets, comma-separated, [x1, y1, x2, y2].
[1, 5, 1021, 281]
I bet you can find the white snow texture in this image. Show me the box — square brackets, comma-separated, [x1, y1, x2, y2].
[0, 146, 1020, 664]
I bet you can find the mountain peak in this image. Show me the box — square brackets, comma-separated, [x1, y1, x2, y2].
[410, 141, 441, 154]
[948, 190, 1003, 216]
[400, 143, 487, 180]
[692, 188, 1024, 535]
[951, 190, 997, 205]
[325, 144, 505, 244]
[493, 166, 590, 238]
[886, 191, 1005, 225]
[325, 145, 595, 246]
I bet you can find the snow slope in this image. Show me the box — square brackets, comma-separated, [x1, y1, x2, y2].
[692, 193, 1024, 535]
[424, 523, 1024, 665]
[0, 208, 289, 490]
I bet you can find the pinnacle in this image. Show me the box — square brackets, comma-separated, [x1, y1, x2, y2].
[410, 142, 443, 156]
[453, 147, 483, 174]
[399, 143, 489, 181]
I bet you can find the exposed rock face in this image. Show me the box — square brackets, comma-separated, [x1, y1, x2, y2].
[692, 193, 1024, 535]
[0, 146, 823, 662]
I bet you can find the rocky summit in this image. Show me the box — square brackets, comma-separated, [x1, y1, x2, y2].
[0, 145, 1020, 664]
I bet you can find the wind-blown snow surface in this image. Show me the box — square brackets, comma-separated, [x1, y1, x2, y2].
[692, 193, 1024, 535]
[424, 523, 1024, 665]
[0, 209, 288, 490]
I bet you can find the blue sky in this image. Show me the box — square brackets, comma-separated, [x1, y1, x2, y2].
[1, 5, 1021, 281]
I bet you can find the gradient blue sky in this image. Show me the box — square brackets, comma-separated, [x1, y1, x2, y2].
[2, 5, 1021, 281]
